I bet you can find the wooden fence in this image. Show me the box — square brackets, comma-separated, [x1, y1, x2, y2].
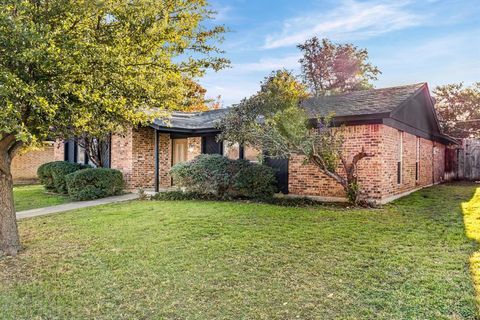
[458, 139, 480, 181]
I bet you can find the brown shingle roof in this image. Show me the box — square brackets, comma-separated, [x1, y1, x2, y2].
[301, 83, 426, 117]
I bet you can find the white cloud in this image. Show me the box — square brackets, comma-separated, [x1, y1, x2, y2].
[234, 54, 301, 72]
[214, 5, 233, 22]
[264, 0, 423, 49]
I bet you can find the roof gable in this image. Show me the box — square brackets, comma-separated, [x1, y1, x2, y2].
[390, 84, 442, 137]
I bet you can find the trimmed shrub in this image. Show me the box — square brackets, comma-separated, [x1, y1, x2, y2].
[37, 161, 90, 193]
[51, 162, 91, 194]
[37, 161, 64, 191]
[170, 154, 235, 198]
[169, 154, 277, 200]
[65, 168, 124, 201]
[233, 159, 277, 199]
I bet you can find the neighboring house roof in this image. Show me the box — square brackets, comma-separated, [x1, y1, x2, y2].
[150, 83, 457, 145]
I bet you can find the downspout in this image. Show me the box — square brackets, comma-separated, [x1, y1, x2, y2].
[432, 141, 435, 185]
[154, 129, 159, 193]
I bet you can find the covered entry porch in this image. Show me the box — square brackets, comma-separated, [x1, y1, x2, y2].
[151, 124, 262, 192]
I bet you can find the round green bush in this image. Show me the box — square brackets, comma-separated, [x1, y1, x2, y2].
[51, 162, 91, 194]
[169, 154, 277, 199]
[37, 161, 64, 191]
[233, 159, 277, 199]
[65, 168, 124, 201]
[37, 161, 90, 193]
[170, 154, 235, 198]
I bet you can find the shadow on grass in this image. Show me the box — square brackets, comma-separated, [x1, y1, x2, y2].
[462, 184, 480, 313]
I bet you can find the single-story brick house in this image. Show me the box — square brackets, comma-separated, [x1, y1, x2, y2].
[53, 83, 458, 204]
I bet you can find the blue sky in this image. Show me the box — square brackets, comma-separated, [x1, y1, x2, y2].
[200, 0, 480, 106]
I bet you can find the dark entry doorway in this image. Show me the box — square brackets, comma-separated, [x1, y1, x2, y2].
[202, 136, 223, 155]
[265, 157, 289, 194]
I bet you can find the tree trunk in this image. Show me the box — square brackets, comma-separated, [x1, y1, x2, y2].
[0, 155, 20, 256]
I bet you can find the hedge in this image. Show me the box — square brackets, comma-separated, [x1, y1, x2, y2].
[170, 154, 277, 199]
[37, 161, 64, 191]
[233, 159, 277, 199]
[170, 154, 234, 198]
[37, 161, 90, 193]
[65, 168, 124, 201]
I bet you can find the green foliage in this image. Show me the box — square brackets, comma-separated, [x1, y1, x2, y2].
[219, 70, 311, 157]
[170, 154, 278, 199]
[51, 162, 91, 194]
[233, 159, 277, 199]
[170, 154, 233, 198]
[0, 0, 228, 146]
[37, 161, 90, 193]
[346, 181, 359, 204]
[37, 161, 65, 191]
[298, 37, 381, 96]
[433, 82, 480, 138]
[66, 168, 124, 201]
[219, 69, 369, 205]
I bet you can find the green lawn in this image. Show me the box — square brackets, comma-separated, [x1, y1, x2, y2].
[1, 183, 479, 319]
[13, 184, 69, 211]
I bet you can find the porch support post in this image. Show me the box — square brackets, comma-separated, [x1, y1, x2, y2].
[154, 129, 159, 192]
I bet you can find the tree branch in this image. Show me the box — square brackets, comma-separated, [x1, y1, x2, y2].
[0, 134, 16, 152]
[8, 141, 24, 158]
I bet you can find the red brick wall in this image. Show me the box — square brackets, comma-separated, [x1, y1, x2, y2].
[187, 137, 202, 161]
[110, 128, 203, 190]
[434, 143, 445, 184]
[111, 129, 134, 187]
[379, 126, 446, 201]
[288, 124, 447, 203]
[159, 133, 172, 188]
[111, 124, 447, 201]
[111, 127, 158, 190]
[53, 141, 65, 161]
[130, 127, 156, 189]
[12, 143, 55, 183]
[289, 124, 383, 200]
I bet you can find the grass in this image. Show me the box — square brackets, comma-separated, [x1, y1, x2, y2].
[13, 184, 69, 211]
[1, 183, 479, 319]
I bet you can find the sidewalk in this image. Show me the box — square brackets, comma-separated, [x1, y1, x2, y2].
[16, 193, 139, 220]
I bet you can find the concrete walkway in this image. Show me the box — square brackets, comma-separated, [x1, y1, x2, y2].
[16, 193, 139, 220]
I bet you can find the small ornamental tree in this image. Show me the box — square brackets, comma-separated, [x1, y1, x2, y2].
[433, 82, 480, 139]
[0, 0, 228, 256]
[298, 37, 381, 96]
[218, 70, 372, 205]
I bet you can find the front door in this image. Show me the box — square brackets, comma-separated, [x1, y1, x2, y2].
[171, 139, 188, 186]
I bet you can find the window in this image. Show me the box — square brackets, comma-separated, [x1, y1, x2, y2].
[415, 137, 420, 181]
[243, 145, 261, 163]
[172, 139, 188, 165]
[223, 141, 240, 160]
[397, 131, 403, 184]
[77, 144, 86, 165]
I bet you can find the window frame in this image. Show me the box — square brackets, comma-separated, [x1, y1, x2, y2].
[397, 130, 403, 184]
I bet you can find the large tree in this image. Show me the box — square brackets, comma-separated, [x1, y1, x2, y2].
[219, 70, 372, 205]
[0, 0, 228, 256]
[433, 82, 480, 139]
[298, 37, 381, 96]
